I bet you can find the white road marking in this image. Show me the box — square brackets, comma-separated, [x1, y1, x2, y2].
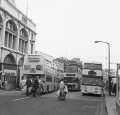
[0, 91, 22, 95]
[12, 97, 30, 102]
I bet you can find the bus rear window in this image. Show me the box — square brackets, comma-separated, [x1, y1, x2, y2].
[66, 74, 76, 76]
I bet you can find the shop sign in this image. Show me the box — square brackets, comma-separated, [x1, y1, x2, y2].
[28, 57, 40, 63]
[64, 65, 78, 73]
[84, 63, 102, 70]
[30, 68, 36, 73]
[24, 65, 30, 70]
[4, 64, 17, 70]
[4, 69, 17, 76]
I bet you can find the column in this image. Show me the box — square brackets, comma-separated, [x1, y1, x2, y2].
[16, 23, 20, 52]
[1, 18, 6, 47]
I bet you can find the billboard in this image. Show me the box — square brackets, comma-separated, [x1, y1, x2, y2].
[27, 56, 40, 63]
[64, 65, 78, 73]
[82, 69, 102, 76]
[84, 63, 102, 70]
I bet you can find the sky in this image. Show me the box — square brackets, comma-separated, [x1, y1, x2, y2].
[15, 0, 120, 69]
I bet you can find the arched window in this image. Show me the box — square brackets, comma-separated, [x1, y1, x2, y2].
[6, 20, 17, 34]
[19, 28, 28, 53]
[4, 54, 16, 64]
[3, 54, 17, 72]
[20, 28, 28, 40]
[4, 20, 18, 50]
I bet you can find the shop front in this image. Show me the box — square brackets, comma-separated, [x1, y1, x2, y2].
[116, 64, 120, 114]
[3, 63, 17, 90]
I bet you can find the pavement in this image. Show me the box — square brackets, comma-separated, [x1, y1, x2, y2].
[105, 91, 117, 115]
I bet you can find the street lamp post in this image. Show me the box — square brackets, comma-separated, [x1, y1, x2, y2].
[94, 41, 111, 96]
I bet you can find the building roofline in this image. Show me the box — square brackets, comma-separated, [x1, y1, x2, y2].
[0, 7, 37, 34]
[35, 51, 55, 59]
[6, 0, 36, 26]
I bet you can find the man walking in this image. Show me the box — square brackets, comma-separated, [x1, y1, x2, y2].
[32, 78, 39, 97]
[26, 77, 32, 96]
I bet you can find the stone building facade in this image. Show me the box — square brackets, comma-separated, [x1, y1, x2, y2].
[0, 0, 36, 89]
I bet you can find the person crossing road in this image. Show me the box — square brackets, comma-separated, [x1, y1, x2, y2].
[26, 77, 32, 96]
[31, 78, 39, 97]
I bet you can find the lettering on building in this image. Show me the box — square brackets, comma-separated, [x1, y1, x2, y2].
[22, 16, 27, 24]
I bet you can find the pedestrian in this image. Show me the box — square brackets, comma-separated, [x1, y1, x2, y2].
[109, 80, 113, 96]
[42, 80, 46, 94]
[38, 79, 44, 96]
[112, 83, 116, 96]
[4, 80, 7, 89]
[26, 77, 32, 96]
[32, 78, 39, 97]
[20, 77, 26, 90]
[59, 79, 65, 96]
[64, 85, 68, 95]
[59, 79, 65, 90]
[2, 80, 5, 89]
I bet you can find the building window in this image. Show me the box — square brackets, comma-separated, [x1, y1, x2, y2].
[31, 44, 33, 54]
[4, 20, 17, 50]
[4, 31, 8, 47]
[0, 15, 3, 42]
[19, 39, 22, 52]
[31, 33, 34, 40]
[8, 34, 12, 48]
[24, 41, 28, 53]
[0, 17, 2, 26]
[20, 28, 28, 39]
[6, 20, 17, 34]
[12, 35, 16, 50]
[0, 28, 2, 40]
[22, 40, 24, 53]
[46, 75, 52, 82]
[19, 28, 28, 53]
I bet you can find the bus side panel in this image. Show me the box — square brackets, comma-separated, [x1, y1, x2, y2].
[81, 85, 103, 95]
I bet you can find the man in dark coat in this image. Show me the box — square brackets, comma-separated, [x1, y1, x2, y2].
[26, 77, 32, 96]
[32, 78, 39, 97]
[112, 83, 116, 96]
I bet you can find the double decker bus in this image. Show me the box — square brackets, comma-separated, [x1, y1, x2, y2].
[21, 55, 59, 93]
[64, 73, 81, 91]
[81, 62, 104, 96]
[63, 62, 82, 91]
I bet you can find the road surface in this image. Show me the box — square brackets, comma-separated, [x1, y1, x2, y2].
[0, 91, 107, 115]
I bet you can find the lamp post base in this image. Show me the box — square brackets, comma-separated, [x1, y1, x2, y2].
[108, 77, 112, 96]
